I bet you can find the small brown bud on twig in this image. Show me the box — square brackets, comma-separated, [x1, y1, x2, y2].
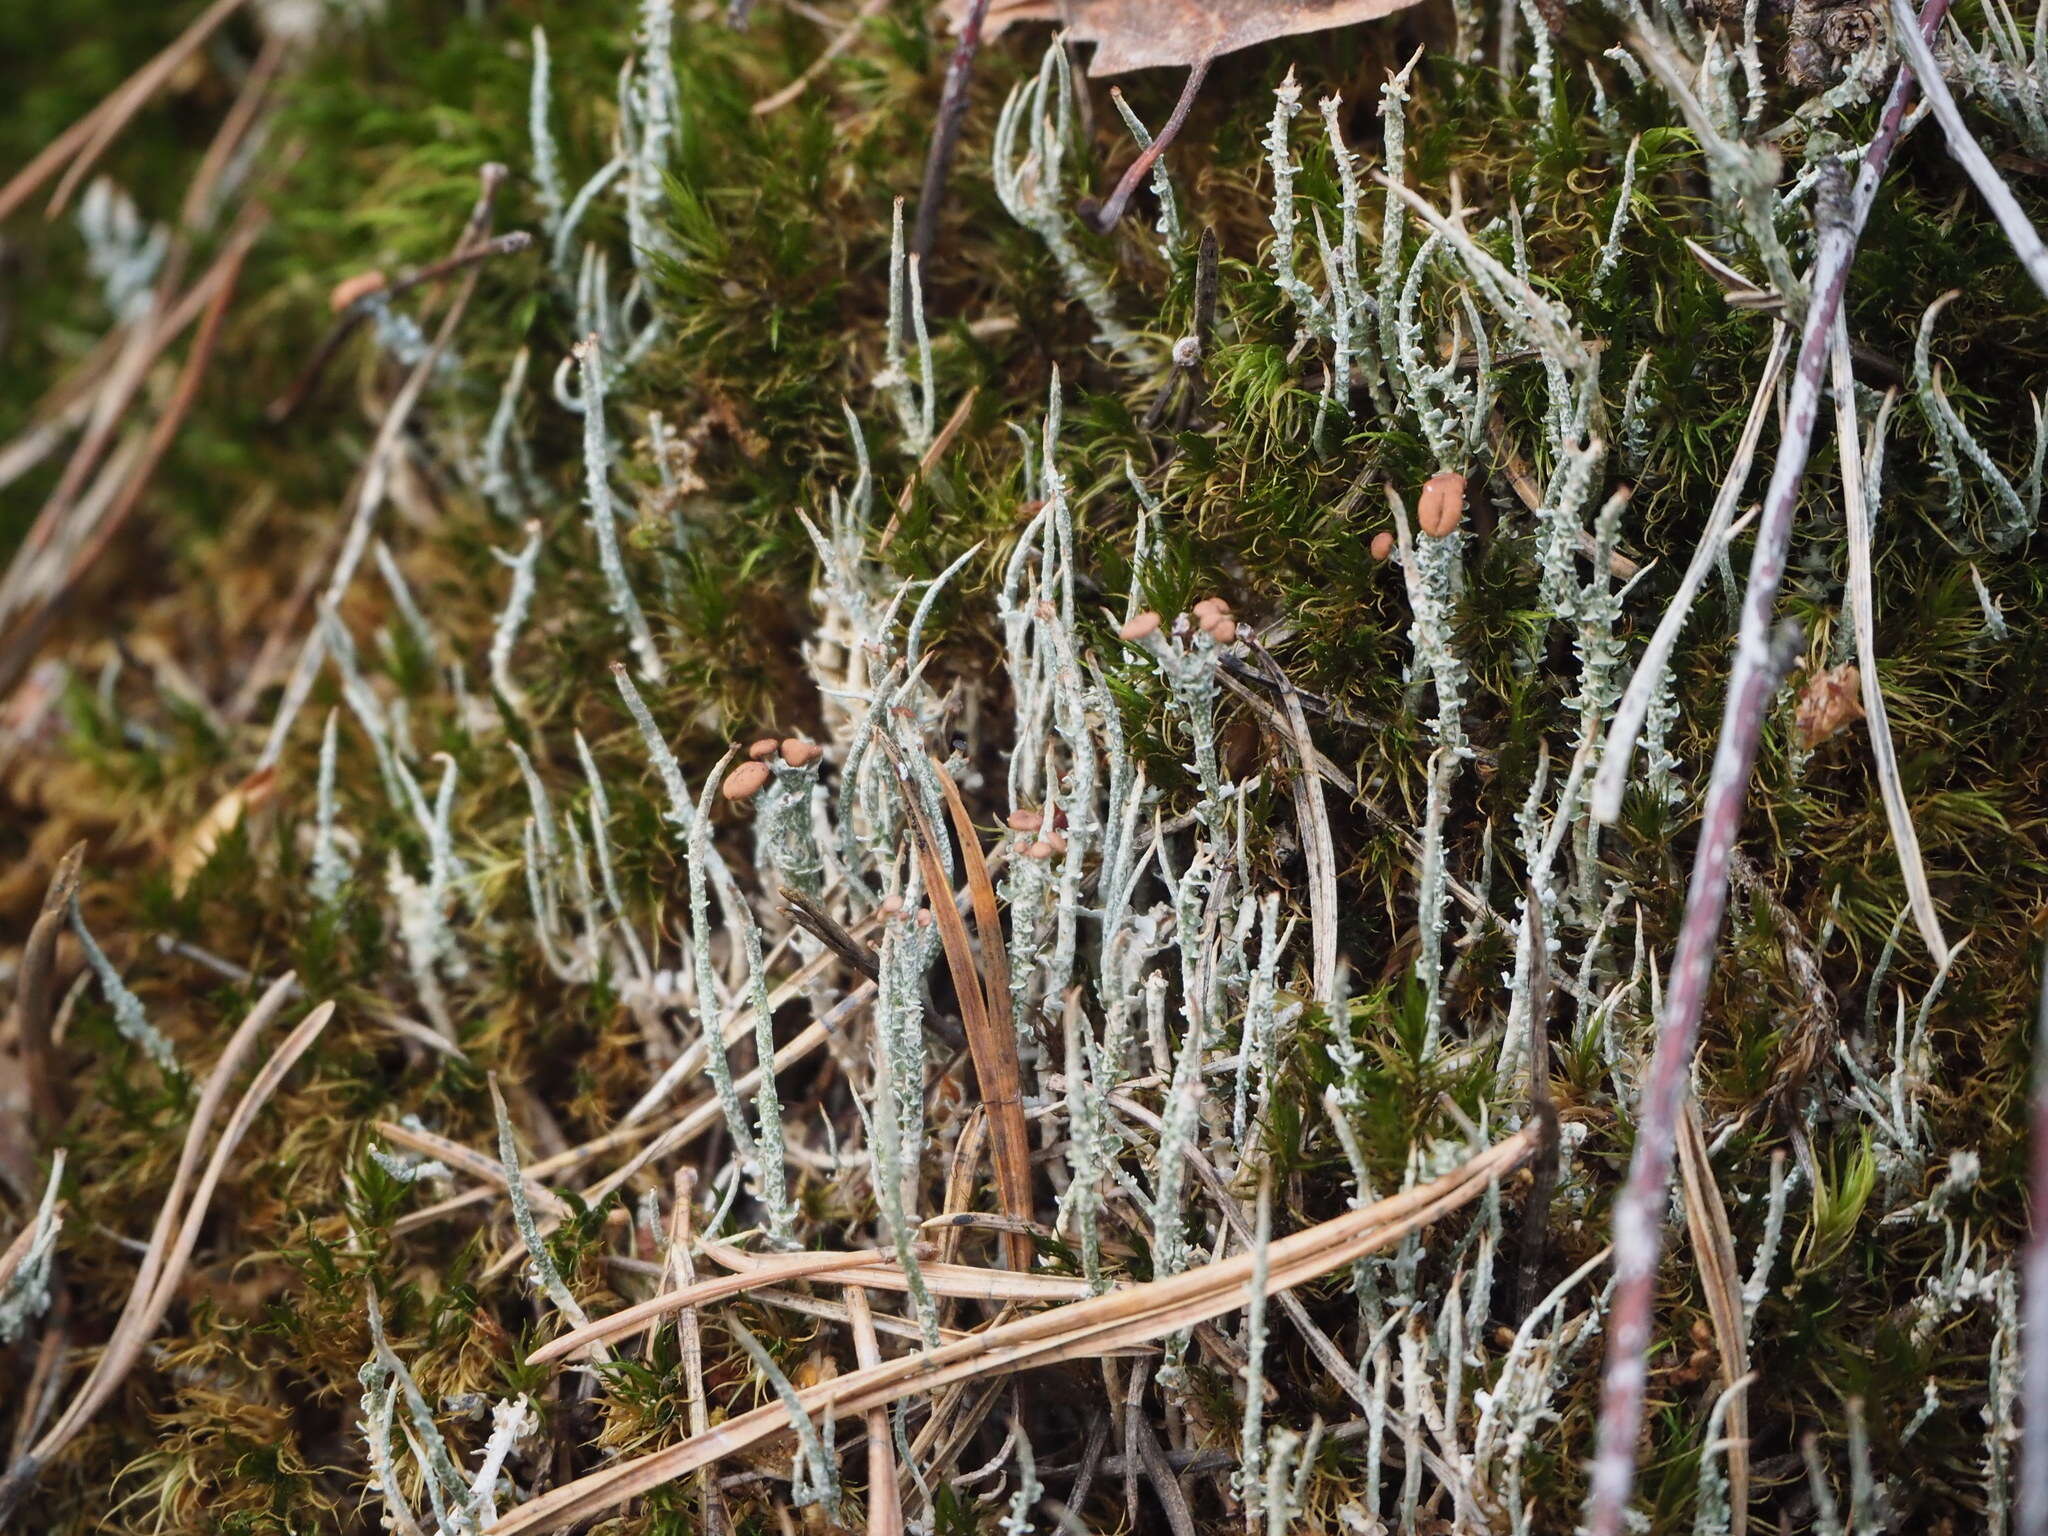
[1192, 595, 1238, 643]
[747, 737, 782, 761]
[1119, 611, 1161, 641]
[1006, 809, 1044, 833]
[1371, 530, 1396, 561]
[781, 738, 823, 767]
[1418, 471, 1467, 538]
[329, 270, 388, 312]
[721, 760, 772, 801]
[1794, 663, 1864, 747]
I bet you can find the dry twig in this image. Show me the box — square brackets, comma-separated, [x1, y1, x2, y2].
[483, 1126, 1536, 1535]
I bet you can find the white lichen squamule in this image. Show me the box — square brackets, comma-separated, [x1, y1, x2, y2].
[69, 897, 178, 1073]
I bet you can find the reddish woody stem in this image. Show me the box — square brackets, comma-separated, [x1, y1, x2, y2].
[1085, 57, 1210, 234]
[1584, 2, 1952, 1529]
[910, 0, 991, 267]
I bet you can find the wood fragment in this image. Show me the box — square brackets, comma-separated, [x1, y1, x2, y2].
[1085, 58, 1209, 232]
[911, 0, 992, 262]
[1586, 6, 1953, 1511]
[1129, 1404, 1197, 1536]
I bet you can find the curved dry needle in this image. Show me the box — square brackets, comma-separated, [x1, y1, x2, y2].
[778, 883, 881, 981]
[267, 232, 533, 423]
[1512, 886, 1561, 1320]
[1086, 58, 1211, 234]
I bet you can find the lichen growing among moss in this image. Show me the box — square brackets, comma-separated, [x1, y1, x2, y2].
[1, 1, 2045, 1533]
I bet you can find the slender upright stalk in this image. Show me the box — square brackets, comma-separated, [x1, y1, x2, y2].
[1585, 6, 1951, 1525]
[909, 0, 990, 266]
[2023, 941, 2048, 1535]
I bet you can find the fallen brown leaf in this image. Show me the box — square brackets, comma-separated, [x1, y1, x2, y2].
[943, 0, 1428, 75]
[1793, 662, 1863, 749]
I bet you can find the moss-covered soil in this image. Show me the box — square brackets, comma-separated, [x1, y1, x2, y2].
[1, 0, 2044, 1532]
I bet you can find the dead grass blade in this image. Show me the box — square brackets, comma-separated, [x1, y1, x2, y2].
[371, 1119, 572, 1219]
[625, 939, 860, 1125]
[703, 1238, 1093, 1302]
[751, 0, 894, 115]
[481, 1126, 1535, 1535]
[666, 1172, 727, 1533]
[43, 0, 257, 218]
[177, 26, 289, 233]
[0, 218, 259, 698]
[1676, 1096, 1750, 1536]
[930, 756, 1015, 1045]
[883, 737, 1034, 1269]
[779, 883, 880, 980]
[1138, 1096, 1372, 1410]
[747, 1285, 976, 1344]
[0, 258, 229, 652]
[936, 1104, 991, 1267]
[534, 1234, 1098, 1367]
[881, 386, 981, 548]
[390, 1106, 680, 1235]
[0, 0, 251, 223]
[1213, 667, 1521, 956]
[845, 1285, 904, 1536]
[170, 766, 278, 898]
[527, 1249, 894, 1365]
[1244, 640, 1335, 1003]
[6, 1302, 68, 1465]
[590, 986, 868, 1205]
[6, 842, 85, 1142]
[0, 979, 332, 1523]
[470, 987, 869, 1286]
[256, 177, 512, 771]
[1592, 322, 1792, 826]
[1829, 327, 1948, 965]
